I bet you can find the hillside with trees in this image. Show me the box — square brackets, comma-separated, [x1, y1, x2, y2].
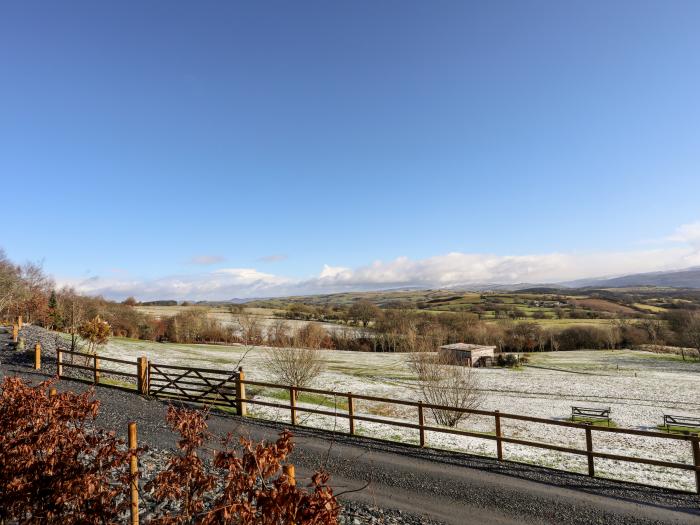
[2, 248, 699, 359]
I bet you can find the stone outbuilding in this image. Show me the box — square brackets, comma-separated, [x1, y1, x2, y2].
[438, 343, 496, 367]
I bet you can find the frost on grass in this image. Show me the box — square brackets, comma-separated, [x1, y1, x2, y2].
[96, 339, 700, 492]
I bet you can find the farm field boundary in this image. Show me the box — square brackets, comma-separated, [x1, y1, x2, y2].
[47, 346, 700, 495]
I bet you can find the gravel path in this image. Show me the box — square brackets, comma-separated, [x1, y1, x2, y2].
[2, 326, 699, 524]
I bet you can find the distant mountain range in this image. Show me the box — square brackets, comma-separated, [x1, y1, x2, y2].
[444, 268, 700, 292]
[561, 267, 700, 289]
[446, 282, 562, 292]
[142, 267, 700, 305]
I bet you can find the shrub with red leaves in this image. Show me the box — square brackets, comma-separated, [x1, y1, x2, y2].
[0, 377, 132, 524]
[148, 406, 339, 525]
[0, 379, 338, 524]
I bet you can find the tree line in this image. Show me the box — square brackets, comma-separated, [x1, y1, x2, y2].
[2, 249, 699, 357]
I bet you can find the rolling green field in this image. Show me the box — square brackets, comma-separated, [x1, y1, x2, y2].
[134, 287, 700, 343]
[242, 287, 700, 322]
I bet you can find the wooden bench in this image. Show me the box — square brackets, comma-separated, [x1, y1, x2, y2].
[571, 406, 611, 426]
[663, 414, 700, 433]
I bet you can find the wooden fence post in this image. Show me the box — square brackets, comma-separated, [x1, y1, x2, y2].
[692, 436, 700, 495]
[56, 348, 63, 378]
[418, 401, 425, 447]
[137, 357, 148, 395]
[94, 355, 100, 384]
[236, 367, 247, 417]
[347, 392, 355, 435]
[49, 388, 57, 398]
[289, 386, 297, 425]
[128, 422, 139, 525]
[34, 343, 41, 370]
[12, 324, 18, 343]
[495, 410, 503, 461]
[585, 423, 595, 477]
[283, 464, 296, 486]
[17, 315, 22, 330]
[283, 464, 297, 525]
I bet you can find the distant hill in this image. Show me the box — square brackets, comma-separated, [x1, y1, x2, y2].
[139, 300, 178, 306]
[447, 282, 566, 292]
[564, 267, 700, 289]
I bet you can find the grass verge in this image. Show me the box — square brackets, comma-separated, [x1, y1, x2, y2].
[656, 424, 700, 435]
[570, 417, 617, 428]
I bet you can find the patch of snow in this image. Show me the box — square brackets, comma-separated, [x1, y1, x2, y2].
[93, 340, 700, 492]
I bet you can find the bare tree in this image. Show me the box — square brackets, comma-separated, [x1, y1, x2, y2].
[679, 312, 700, 361]
[267, 319, 291, 347]
[0, 250, 22, 320]
[640, 318, 666, 349]
[263, 347, 327, 394]
[58, 288, 86, 359]
[228, 303, 245, 315]
[549, 332, 561, 352]
[293, 322, 328, 349]
[605, 322, 622, 350]
[408, 352, 484, 427]
[236, 313, 263, 346]
[17, 261, 53, 324]
[122, 296, 138, 306]
[348, 300, 381, 327]
[536, 329, 549, 352]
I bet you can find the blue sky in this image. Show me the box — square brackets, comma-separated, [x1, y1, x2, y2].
[1, 2, 699, 299]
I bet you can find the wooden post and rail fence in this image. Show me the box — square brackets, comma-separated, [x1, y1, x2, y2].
[24, 347, 700, 494]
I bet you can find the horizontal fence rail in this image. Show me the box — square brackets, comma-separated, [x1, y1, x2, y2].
[44, 350, 700, 494]
[55, 348, 140, 390]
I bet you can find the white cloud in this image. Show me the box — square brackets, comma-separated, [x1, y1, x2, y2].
[304, 248, 699, 290]
[318, 264, 352, 279]
[56, 221, 700, 301]
[213, 267, 290, 285]
[668, 221, 700, 247]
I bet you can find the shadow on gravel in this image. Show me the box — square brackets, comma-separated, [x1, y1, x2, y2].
[82, 386, 694, 518]
[197, 405, 700, 516]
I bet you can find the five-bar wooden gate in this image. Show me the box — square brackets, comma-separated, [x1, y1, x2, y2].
[148, 362, 241, 410]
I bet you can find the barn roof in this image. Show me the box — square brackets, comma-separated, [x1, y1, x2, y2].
[439, 343, 496, 352]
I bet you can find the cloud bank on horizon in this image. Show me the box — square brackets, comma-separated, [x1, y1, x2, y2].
[58, 222, 700, 301]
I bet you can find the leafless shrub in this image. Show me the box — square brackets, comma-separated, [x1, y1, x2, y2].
[267, 319, 291, 347]
[263, 347, 327, 391]
[408, 352, 484, 427]
[293, 322, 328, 349]
[165, 308, 234, 344]
[236, 313, 264, 346]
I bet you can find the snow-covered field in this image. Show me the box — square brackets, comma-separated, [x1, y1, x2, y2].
[89, 337, 700, 492]
[136, 305, 358, 335]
